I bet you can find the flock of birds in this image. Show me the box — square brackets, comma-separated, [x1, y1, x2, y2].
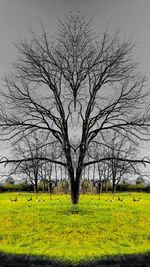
[9, 195, 70, 202]
[9, 195, 141, 203]
[80, 195, 141, 202]
[9, 196, 45, 202]
[104, 196, 141, 202]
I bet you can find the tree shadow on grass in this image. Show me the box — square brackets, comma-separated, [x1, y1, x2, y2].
[79, 253, 150, 267]
[0, 253, 69, 267]
[0, 252, 150, 267]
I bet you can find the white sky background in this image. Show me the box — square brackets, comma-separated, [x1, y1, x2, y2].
[0, 0, 150, 177]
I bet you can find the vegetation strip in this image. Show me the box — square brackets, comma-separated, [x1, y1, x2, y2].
[0, 192, 150, 264]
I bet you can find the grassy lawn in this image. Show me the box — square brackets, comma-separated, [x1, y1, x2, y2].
[0, 192, 150, 265]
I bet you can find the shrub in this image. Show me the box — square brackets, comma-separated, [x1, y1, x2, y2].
[53, 179, 70, 194]
[117, 181, 146, 192]
[3, 183, 17, 192]
[0, 184, 5, 192]
[81, 179, 96, 194]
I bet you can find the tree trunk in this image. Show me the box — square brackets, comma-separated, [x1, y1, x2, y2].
[48, 182, 50, 194]
[47, 164, 53, 194]
[64, 138, 85, 204]
[98, 181, 102, 195]
[68, 166, 82, 204]
[97, 163, 102, 195]
[112, 179, 116, 193]
[71, 180, 80, 204]
[43, 180, 46, 192]
[34, 178, 38, 193]
[48, 181, 52, 194]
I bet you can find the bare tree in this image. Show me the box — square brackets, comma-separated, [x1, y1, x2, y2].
[0, 14, 150, 203]
[97, 161, 111, 194]
[38, 157, 54, 193]
[11, 132, 45, 192]
[12, 132, 59, 193]
[105, 132, 138, 192]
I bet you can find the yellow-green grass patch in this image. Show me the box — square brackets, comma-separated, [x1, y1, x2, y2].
[0, 192, 150, 264]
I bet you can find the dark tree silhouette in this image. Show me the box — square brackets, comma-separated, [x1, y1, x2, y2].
[0, 14, 150, 203]
[104, 132, 138, 193]
[11, 132, 59, 193]
[11, 132, 46, 192]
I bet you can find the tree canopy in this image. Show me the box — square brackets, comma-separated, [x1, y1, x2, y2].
[0, 14, 150, 203]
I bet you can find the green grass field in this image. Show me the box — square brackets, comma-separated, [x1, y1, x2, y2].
[0, 192, 150, 265]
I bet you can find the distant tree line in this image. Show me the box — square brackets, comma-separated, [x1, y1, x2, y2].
[1, 172, 150, 194]
[0, 127, 149, 194]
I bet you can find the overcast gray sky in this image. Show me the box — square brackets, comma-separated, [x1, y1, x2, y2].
[0, 0, 150, 78]
[0, 0, 150, 174]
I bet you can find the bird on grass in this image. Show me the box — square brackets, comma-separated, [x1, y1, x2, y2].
[9, 197, 17, 202]
[133, 196, 141, 202]
[26, 196, 32, 201]
[118, 196, 124, 201]
[106, 198, 114, 202]
[36, 198, 42, 202]
[36, 197, 44, 202]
